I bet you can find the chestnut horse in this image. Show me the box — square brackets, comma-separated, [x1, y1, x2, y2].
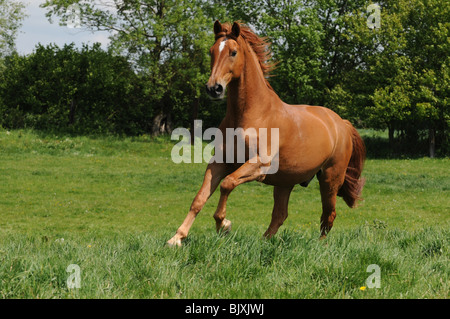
[167, 21, 365, 246]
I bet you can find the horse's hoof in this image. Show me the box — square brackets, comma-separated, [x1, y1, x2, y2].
[167, 236, 182, 247]
[219, 219, 232, 235]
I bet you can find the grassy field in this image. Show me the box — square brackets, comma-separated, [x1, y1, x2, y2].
[0, 129, 448, 298]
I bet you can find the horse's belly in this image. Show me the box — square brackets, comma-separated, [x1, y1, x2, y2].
[262, 136, 333, 186]
[262, 163, 321, 186]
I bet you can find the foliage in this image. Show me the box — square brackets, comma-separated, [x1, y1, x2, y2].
[42, 0, 227, 131]
[0, 43, 152, 135]
[325, 0, 449, 155]
[224, 0, 449, 155]
[0, 0, 26, 58]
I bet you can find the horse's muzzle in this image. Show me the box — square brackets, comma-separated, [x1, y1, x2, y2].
[206, 83, 224, 99]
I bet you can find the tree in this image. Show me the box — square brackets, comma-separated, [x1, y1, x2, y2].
[347, 0, 449, 156]
[42, 0, 224, 135]
[303, 0, 448, 156]
[402, 0, 449, 157]
[0, 0, 26, 59]
[258, 0, 326, 105]
[10, 0, 446, 156]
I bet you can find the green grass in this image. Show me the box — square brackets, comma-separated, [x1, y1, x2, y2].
[0, 129, 448, 298]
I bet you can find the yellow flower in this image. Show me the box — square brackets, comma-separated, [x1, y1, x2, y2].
[88, 244, 92, 248]
[360, 286, 366, 291]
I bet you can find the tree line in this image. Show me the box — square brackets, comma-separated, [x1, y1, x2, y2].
[0, 0, 448, 157]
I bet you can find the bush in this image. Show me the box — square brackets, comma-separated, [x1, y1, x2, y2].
[0, 43, 153, 135]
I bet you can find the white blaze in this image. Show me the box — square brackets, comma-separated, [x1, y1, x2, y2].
[219, 40, 227, 53]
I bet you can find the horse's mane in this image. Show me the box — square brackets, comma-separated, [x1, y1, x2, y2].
[219, 22, 276, 89]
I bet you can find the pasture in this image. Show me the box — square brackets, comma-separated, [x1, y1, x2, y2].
[0, 129, 448, 298]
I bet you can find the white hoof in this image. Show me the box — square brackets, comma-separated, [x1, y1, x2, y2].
[219, 219, 232, 235]
[167, 236, 182, 247]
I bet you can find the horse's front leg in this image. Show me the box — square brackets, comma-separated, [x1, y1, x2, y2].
[167, 162, 230, 247]
[213, 157, 267, 234]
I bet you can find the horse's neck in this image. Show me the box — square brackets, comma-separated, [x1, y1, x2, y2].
[226, 47, 276, 126]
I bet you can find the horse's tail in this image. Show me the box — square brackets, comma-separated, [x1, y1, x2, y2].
[338, 121, 366, 208]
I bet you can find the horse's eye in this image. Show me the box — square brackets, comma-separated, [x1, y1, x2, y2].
[231, 50, 237, 57]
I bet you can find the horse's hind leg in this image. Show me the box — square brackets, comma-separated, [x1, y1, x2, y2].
[263, 185, 294, 238]
[318, 166, 346, 239]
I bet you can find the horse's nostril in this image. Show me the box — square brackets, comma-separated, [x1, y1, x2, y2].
[206, 83, 224, 98]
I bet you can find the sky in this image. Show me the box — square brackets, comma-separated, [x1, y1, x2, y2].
[16, 0, 111, 55]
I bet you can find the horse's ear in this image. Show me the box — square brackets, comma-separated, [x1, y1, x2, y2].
[231, 21, 240, 38]
[214, 20, 222, 35]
